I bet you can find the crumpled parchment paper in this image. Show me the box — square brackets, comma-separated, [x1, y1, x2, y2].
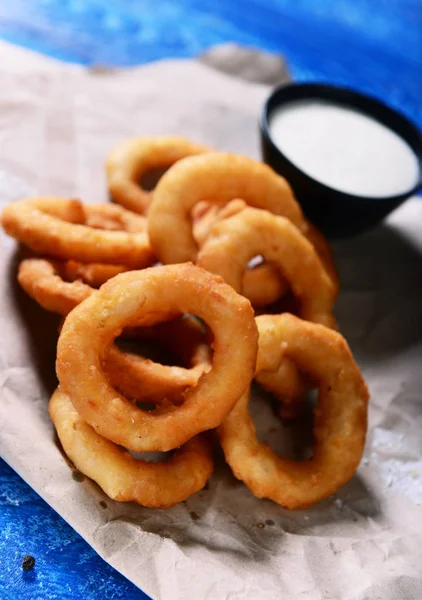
[0, 40, 421, 600]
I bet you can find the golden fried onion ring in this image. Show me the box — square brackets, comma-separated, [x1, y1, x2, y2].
[218, 314, 369, 509]
[19, 257, 210, 404]
[18, 258, 94, 315]
[197, 206, 337, 328]
[1, 197, 154, 267]
[18, 257, 132, 315]
[50, 388, 213, 508]
[148, 152, 305, 264]
[106, 136, 210, 214]
[197, 205, 337, 418]
[65, 202, 150, 287]
[57, 263, 258, 452]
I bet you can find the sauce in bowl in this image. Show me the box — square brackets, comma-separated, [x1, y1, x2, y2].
[269, 99, 419, 198]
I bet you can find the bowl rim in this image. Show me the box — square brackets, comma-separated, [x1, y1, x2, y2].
[260, 82, 422, 203]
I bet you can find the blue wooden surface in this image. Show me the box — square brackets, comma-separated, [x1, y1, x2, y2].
[0, 1, 421, 599]
[0, 460, 149, 600]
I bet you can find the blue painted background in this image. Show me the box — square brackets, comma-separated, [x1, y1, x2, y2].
[0, 1, 421, 598]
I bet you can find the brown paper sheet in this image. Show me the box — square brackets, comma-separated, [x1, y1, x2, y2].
[0, 40, 421, 600]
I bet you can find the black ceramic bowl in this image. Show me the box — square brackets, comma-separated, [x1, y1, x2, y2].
[260, 83, 422, 237]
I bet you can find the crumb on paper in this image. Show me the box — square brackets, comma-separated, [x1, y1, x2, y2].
[22, 555, 35, 571]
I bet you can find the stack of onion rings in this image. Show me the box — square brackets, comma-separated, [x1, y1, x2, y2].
[50, 388, 214, 508]
[197, 204, 339, 416]
[56, 263, 258, 452]
[1, 136, 369, 511]
[150, 155, 338, 309]
[148, 152, 305, 264]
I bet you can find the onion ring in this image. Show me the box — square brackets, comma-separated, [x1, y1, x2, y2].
[197, 205, 337, 328]
[56, 263, 258, 452]
[18, 258, 94, 315]
[18, 258, 133, 315]
[49, 388, 213, 508]
[19, 259, 211, 403]
[106, 136, 210, 214]
[1, 197, 154, 267]
[148, 152, 305, 264]
[56, 204, 147, 291]
[218, 314, 369, 509]
[197, 205, 337, 418]
[20, 258, 211, 404]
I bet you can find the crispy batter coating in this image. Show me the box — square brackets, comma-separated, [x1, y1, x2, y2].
[1, 197, 154, 267]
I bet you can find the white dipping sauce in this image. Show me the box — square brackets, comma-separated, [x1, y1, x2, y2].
[269, 99, 419, 197]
